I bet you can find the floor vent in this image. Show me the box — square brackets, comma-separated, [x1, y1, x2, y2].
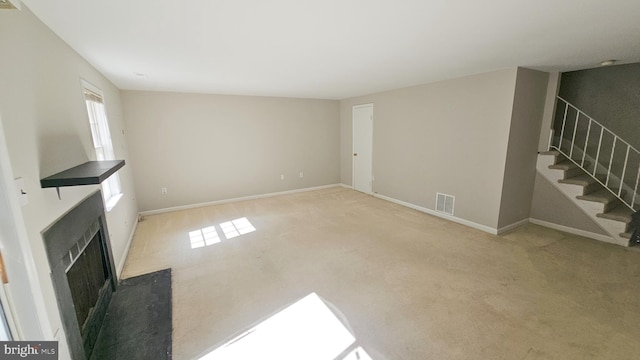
[436, 193, 455, 215]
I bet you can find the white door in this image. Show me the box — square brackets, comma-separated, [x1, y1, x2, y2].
[352, 104, 373, 194]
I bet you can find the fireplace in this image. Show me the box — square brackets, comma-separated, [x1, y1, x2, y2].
[42, 191, 118, 360]
[67, 232, 109, 332]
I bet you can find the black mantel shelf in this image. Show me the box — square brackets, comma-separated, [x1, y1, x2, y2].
[40, 160, 125, 189]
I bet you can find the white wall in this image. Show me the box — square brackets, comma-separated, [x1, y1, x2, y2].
[122, 91, 340, 212]
[0, 6, 138, 358]
[538, 72, 560, 152]
[340, 69, 519, 229]
[497, 68, 549, 229]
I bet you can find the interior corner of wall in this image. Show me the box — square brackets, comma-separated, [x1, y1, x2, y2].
[8, 0, 22, 10]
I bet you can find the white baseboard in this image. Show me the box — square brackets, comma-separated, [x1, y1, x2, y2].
[117, 216, 138, 278]
[529, 218, 614, 243]
[139, 184, 342, 216]
[339, 183, 353, 189]
[373, 193, 498, 235]
[497, 219, 530, 235]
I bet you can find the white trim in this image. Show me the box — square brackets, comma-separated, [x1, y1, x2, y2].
[116, 217, 138, 278]
[352, 103, 374, 110]
[339, 183, 352, 189]
[0, 114, 51, 339]
[80, 79, 104, 98]
[139, 184, 342, 216]
[529, 218, 614, 243]
[496, 218, 529, 235]
[373, 193, 498, 235]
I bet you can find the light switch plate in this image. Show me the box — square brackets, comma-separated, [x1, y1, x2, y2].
[14, 177, 28, 206]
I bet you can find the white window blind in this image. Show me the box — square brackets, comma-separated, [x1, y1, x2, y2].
[84, 86, 122, 210]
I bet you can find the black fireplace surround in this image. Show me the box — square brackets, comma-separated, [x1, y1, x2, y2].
[42, 191, 118, 360]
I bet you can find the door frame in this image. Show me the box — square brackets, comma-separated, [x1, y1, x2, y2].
[0, 112, 50, 340]
[352, 104, 374, 194]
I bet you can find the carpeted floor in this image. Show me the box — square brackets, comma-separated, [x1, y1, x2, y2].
[122, 187, 640, 359]
[90, 268, 172, 360]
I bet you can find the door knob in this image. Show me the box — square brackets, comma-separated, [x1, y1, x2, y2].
[353, 153, 358, 156]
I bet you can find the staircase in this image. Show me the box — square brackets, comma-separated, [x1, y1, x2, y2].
[537, 96, 640, 247]
[538, 150, 635, 246]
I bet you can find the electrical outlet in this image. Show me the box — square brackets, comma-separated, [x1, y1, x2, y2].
[280, 174, 285, 180]
[299, 172, 304, 178]
[161, 187, 167, 195]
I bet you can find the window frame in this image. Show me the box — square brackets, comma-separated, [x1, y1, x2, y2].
[81, 79, 123, 211]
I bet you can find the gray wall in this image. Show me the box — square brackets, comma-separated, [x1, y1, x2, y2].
[538, 72, 560, 152]
[0, 6, 139, 358]
[122, 91, 340, 212]
[497, 68, 549, 228]
[530, 173, 607, 235]
[340, 69, 519, 229]
[558, 63, 640, 149]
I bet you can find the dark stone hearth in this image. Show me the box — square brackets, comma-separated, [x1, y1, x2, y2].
[90, 269, 173, 360]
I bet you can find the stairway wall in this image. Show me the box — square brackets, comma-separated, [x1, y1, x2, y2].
[530, 171, 608, 235]
[559, 63, 640, 149]
[497, 68, 549, 229]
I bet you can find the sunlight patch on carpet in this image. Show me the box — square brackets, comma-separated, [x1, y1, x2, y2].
[189, 217, 255, 248]
[198, 293, 370, 360]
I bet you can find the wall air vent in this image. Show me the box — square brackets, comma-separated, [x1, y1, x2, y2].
[436, 193, 455, 215]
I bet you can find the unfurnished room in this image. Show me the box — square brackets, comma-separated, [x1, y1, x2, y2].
[1, 1, 640, 359]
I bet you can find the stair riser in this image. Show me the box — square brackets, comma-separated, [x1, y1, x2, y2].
[564, 168, 583, 178]
[556, 183, 585, 199]
[596, 213, 632, 223]
[576, 197, 619, 213]
[594, 218, 632, 246]
[538, 155, 557, 169]
[577, 199, 608, 216]
[560, 182, 602, 196]
[582, 182, 601, 195]
[603, 201, 621, 213]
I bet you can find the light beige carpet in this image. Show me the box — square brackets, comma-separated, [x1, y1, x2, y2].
[122, 187, 640, 360]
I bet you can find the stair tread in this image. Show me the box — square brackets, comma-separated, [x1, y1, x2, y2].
[558, 174, 598, 186]
[549, 160, 579, 170]
[577, 189, 619, 204]
[597, 205, 633, 223]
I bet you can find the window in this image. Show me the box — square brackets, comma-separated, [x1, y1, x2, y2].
[83, 82, 122, 211]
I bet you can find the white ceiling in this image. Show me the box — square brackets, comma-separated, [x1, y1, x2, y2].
[21, 0, 640, 99]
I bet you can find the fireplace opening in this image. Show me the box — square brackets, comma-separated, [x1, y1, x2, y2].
[66, 232, 111, 340]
